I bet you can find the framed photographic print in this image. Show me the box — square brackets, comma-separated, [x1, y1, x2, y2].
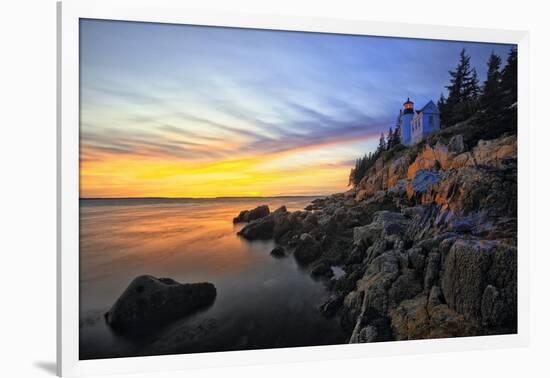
[57, 0, 529, 376]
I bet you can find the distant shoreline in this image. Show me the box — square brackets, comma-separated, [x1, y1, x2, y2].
[80, 195, 332, 201]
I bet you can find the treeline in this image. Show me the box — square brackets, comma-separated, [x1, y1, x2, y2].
[438, 47, 517, 134]
[349, 126, 402, 186]
[349, 46, 517, 187]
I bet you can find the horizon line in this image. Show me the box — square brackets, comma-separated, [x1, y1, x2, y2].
[79, 194, 337, 200]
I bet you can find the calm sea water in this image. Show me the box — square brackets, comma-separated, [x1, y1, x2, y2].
[79, 197, 347, 359]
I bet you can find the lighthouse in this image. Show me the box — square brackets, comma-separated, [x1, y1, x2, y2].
[399, 98, 414, 145]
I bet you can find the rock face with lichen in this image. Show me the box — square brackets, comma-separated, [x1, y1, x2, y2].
[234, 127, 517, 343]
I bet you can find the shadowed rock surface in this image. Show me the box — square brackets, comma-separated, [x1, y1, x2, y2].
[234, 127, 517, 343]
[233, 205, 270, 223]
[105, 275, 216, 331]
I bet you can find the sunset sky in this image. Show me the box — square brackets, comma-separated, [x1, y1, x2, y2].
[80, 19, 514, 198]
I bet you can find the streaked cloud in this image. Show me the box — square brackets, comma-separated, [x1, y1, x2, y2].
[79, 19, 514, 198]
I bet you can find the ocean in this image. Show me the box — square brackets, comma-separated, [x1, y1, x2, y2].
[79, 197, 347, 359]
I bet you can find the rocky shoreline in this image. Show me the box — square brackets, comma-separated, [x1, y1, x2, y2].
[234, 130, 517, 342]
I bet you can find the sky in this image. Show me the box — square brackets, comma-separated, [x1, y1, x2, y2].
[79, 19, 514, 198]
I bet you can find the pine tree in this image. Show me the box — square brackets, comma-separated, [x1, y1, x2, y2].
[394, 123, 401, 145]
[442, 49, 481, 126]
[501, 47, 518, 107]
[386, 127, 394, 150]
[377, 132, 386, 153]
[437, 93, 448, 127]
[480, 52, 503, 110]
[478, 52, 504, 130]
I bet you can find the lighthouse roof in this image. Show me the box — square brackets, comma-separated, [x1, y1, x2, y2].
[403, 97, 414, 105]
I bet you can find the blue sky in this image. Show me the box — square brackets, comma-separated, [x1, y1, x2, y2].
[79, 18, 515, 197]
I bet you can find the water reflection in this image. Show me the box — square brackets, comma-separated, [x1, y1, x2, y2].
[79, 197, 347, 359]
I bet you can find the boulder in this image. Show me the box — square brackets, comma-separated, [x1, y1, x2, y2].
[105, 275, 216, 330]
[311, 261, 333, 278]
[233, 205, 270, 223]
[237, 216, 275, 240]
[294, 233, 322, 265]
[448, 134, 466, 154]
[441, 239, 493, 321]
[389, 293, 477, 340]
[270, 246, 286, 258]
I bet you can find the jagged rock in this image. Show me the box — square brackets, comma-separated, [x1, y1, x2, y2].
[270, 246, 286, 258]
[406, 247, 426, 280]
[473, 136, 517, 167]
[353, 211, 410, 247]
[237, 217, 275, 240]
[448, 134, 466, 153]
[294, 233, 322, 265]
[423, 252, 441, 290]
[233, 204, 270, 223]
[387, 156, 409, 188]
[388, 268, 423, 308]
[355, 189, 367, 201]
[105, 275, 216, 330]
[427, 286, 445, 309]
[441, 239, 494, 321]
[319, 294, 344, 317]
[358, 325, 378, 342]
[390, 293, 477, 340]
[406, 170, 443, 199]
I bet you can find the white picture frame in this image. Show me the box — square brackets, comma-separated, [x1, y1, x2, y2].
[57, 0, 530, 376]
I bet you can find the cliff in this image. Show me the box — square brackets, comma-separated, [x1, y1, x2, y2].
[236, 123, 517, 342]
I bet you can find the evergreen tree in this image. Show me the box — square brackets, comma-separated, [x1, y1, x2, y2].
[501, 47, 518, 107]
[386, 127, 394, 150]
[480, 52, 503, 110]
[394, 123, 401, 145]
[441, 49, 481, 126]
[478, 52, 504, 130]
[437, 93, 448, 125]
[377, 132, 386, 153]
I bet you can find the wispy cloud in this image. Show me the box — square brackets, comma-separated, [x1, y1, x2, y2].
[79, 19, 515, 197]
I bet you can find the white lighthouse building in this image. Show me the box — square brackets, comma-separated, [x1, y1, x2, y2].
[397, 98, 441, 145]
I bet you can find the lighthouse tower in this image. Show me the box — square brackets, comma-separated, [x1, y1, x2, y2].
[400, 97, 414, 145]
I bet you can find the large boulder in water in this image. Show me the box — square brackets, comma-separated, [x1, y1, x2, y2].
[105, 275, 216, 330]
[233, 205, 270, 223]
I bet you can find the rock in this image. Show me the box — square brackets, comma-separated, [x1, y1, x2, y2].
[473, 136, 517, 168]
[448, 134, 466, 153]
[355, 189, 367, 201]
[441, 239, 493, 321]
[311, 261, 333, 278]
[427, 286, 444, 309]
[233, 205, 270, 223]
[407, 248, 425, 275]
[423, 252, 441, 290]
[390, 293, 477, 340]
[105, 275, 216, 330]
[237, 217, 275, 240]
[274, 205, 287, 214]
[387, 156, 409, 188]
[270, 246, 286, 258]
[406, 170, 443, 199]
[358, 325, 378, 343]
[319, 294, 344, 317]
[353, 211, 410, 247]
[407, 144, 444, 179]
[294, 233, 321, 265]
[388, 268, 423, 308]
